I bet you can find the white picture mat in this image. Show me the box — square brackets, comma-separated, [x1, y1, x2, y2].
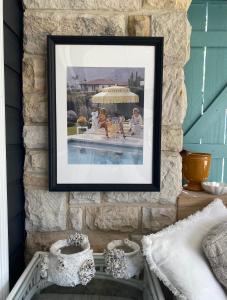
[55, 44, 155, 184]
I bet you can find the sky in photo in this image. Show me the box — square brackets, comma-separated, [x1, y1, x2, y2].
[67, 67, 144, 85]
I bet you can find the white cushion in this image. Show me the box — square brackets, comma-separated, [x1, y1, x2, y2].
[142, 199, 227, 300]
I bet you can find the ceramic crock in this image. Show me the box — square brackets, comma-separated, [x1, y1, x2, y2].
[40, 233, 95, 287]
[104, 239, 143, 279]
[182, 151, 211, 191]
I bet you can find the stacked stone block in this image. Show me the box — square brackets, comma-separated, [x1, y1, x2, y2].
[23, 0, 191, 257]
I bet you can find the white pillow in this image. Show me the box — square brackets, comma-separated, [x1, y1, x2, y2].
[142, 199, 227, 300]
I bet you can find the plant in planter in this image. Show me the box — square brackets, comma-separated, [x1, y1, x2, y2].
[77, 115, 88, 126]
[41, 233, 95, 287]
[104, 239, 143, 280]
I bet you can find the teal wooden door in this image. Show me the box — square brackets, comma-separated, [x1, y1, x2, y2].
[184, 0, 227, 182]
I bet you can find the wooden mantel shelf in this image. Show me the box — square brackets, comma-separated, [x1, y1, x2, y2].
[177, 190, 227, 220]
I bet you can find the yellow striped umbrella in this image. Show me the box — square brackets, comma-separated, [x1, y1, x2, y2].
[92, 86, 139, 104]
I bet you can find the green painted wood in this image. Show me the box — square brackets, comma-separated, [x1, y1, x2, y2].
[191, 32, 227, 47]
[184, 1, 227, 182]
[183, 48, 204, 133]
[188, 3, 206, 31]
[208, 158, 223, 182]
[201, 110, 226, 144]
[225, 109, 227, 145]
[204, 48, 227, 110]
[224, 159, 227, 182]
[208, 3, 227, 30]
[183, 144, 227, 158]
[184, 85, 227, 142]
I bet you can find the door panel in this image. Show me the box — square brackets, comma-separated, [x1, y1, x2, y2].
[204, 48, 227, 110]
[183, 48, 204, 133]
[201, 110, 225, 144]
[184, 1, 227, 182]
[209, 158, 223, 182]
[208, 4, 227, 30]
[188, 3, 206, 31]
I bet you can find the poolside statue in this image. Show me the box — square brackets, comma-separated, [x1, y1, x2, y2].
[91, 108, 99, 131]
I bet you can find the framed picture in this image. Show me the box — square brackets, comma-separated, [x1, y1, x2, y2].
[48, 36, 163, 191]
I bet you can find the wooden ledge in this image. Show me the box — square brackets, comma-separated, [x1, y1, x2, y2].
[177, 190, 227, 220]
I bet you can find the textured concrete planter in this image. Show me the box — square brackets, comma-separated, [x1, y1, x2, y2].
[46, 233, 95, 287]
[105, 239, 143, 279]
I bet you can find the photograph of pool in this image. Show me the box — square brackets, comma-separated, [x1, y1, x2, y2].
[67, 66, 144, 165]
[68, 140, 143, 165]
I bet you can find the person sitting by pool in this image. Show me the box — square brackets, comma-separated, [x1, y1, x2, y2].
[112, 112, 126, 139]
[129, 108, 143, 136]
[98, 108, 109, 138]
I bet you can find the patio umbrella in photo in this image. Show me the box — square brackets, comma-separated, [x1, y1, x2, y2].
[92, 86, 139, 104]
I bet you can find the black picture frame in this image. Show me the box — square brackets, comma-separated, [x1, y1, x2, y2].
[48, 35, 163, 192]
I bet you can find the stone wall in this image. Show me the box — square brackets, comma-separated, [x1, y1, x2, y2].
[23, 0, 191, 258]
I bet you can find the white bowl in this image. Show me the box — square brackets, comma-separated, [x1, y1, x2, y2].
[202, 182, 227, 195]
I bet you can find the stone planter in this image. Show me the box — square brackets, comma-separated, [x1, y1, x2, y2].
[42, 233, 95, 287]
[104, 239, 143, 279]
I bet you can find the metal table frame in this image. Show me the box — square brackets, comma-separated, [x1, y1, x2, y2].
[7, 252, 165, 300]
